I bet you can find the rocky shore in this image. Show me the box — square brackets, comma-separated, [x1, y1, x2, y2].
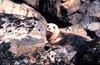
[0, 0, 100, 65]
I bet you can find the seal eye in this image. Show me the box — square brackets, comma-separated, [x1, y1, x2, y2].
[53, 27, 55, 29]
[47, 25, 49, 28]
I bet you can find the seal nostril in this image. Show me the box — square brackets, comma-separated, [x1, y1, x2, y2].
[44, 46, 51, 51]
[44, 43, 51, 51]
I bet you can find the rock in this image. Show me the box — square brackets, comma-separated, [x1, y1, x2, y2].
[11, 0, 39, 8]
[74, 41, 100, 65]
[0, 0, 47, 27]
[79, 15, 99, 30]
[0, 0, 42, 20]
[80, 0, 100, 29]
[52, 45, 76, 62]
[60, 24, 92, 41]
[68, 13, 83, 25]
[37, 0, 80, 23]
[96, 29, 100, 37]
[23, 0, 39, 8]
[41, 44, 76, 65]
[87, 0, 100, 18]
[79, 14, 93, 29]
[68, 0, 100, 28]
[0, 0, 47, 55]
[0, 13, 47, 55]
[61, 0, 80, 15]
[0, 42, 15, 65]
[87, 22, 100, 31]
[79, 0, 90, 14]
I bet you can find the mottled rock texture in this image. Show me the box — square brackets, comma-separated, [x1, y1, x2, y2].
[0, 0, 47, 55]
[60, 24, 92, 41]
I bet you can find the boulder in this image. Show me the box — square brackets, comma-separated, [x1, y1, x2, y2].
[60, 24, 92, 41]
[37, 0, 80, 23]
[0, 0, 47, 55]
[87, 0, 100, 18]
[61, 0, 80, 15]
[87, 22, 100, 31]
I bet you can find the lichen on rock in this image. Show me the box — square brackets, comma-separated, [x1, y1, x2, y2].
[0, 0, 48, 55]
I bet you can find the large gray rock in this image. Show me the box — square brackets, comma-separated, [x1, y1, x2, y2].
[87, 0, 100, 18]
[0, 0, 47, 55]
[68, 0, 100, 29]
